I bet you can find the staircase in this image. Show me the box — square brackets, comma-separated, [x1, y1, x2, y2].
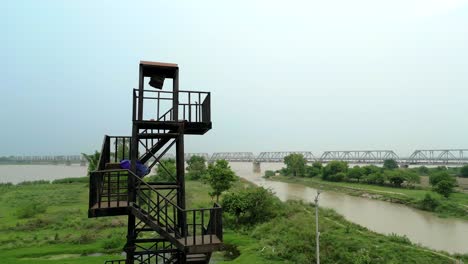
[88, 61, 220, 264]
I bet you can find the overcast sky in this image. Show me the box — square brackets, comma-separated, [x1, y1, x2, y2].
[1, 0, 468, 157]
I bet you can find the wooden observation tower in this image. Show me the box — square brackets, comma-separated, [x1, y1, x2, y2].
[88, 61, 222, 263]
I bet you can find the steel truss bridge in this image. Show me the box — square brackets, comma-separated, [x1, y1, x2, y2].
[209, 152, 255, 162]
[0, 155, 86, 165]
[320, 150, 399, 164]
[406, 149, 468, 165]
[256, 151, 316, 162]
[201, 149, 468, 165]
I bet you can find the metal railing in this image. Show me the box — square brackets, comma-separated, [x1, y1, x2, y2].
[133, 89, 211, 123]
[89, 169, 223, 247]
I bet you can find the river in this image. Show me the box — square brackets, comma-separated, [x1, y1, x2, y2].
[230, 162, 468, 255]
[0, 165, 87, 184]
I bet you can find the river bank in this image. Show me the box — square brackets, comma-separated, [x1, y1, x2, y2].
[270, 175, 468, 221]
[2, 178, 466, 263]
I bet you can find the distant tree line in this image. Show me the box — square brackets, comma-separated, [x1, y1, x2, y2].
[272, 154, 462, 198]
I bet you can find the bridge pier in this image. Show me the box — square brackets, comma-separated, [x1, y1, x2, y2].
[253, 161, 261, 173]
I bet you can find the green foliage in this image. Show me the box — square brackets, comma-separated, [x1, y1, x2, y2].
[52, 177, 88, 184]
[16, 202, 47, 219]
[385, 170, 406, 187]
[418, 193, 440, 211]
[206, 159, 237, 202]
[361, 165, 381, 176]
[222, 187, 282, 225]
[418, 166, 430, 175]
[111, 140, 130, 161]
[460, 165, 468, 178]
[305, 162, 322, 178]
[364, 172, 385, 185]
[383, 159, 399, 170]
[82, 151, 100, 175]
[147, 159, 176, 182]
[433, 180, 455, 198]
[348, 166, 364, 182]
[186, 155, 207, 180]
[322, 161, 348, 181]
[283, 154, 307, 176]
[264, 170, 275, 178]
[429, 171, 456, 187]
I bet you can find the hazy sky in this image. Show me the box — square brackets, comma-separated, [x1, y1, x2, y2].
[2, 0, 468, 157]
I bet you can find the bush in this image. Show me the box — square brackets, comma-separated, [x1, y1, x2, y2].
[186, 155, 207, 180]
[418, 193, 440, 211]
[16, 202, 47, 219]
[305, 162, 322, 178]
[102, 233, 125, 250]
[433, 180, 454, 198]
[283, 154, 307, 176]
[364, 173, 385, 185]
[222, 187, 282, 225]
[460, 165, 468, 178]
[328, 172, 346, 182]
[322, 161, 348, 181]
[383, 159, 398, 170]
[52, 177, 88, 184]
[429, 171, 456, 187]
[264, 170, 275, 178]
[348, 166, 363, 182]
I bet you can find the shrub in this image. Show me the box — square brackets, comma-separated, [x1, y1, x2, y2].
[383, 159, 398, 170]
[17, 180, 50, 185]
[429, 171, 456, 187]
[283, 154, 307, 176]
[264, 170, 275, 178]
[328, 172, 346, 182]
[222, 187, 282, 225]
[433, 180, 454, 198]
[16, 202, 47, 219]
[52, 177, 88, 184]
[460, 165, 468, 178]
[348, 166, 363, 182]
[305, 162, 322, 178]
[186, 155, 207, 180]
[418, 193, 440, 211]
[322, 161, 348, 181]
[102, 233, 125, 250]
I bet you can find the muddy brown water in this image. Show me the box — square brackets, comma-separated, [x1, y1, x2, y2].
[230, 162, 468, 254]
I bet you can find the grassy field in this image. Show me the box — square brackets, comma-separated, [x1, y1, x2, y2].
[0, 178, 466, 263]
[271, 175, 468, 220]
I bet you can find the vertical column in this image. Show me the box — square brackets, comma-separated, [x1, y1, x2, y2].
[126, 123, 139, 264]
[176, 123, 186, 230]
[137, 64, 144, 120]
[173, 68, 179, 121]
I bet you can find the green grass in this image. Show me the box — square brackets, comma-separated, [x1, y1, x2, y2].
[0, 178, 466, 263]
[271, 175, 468, 220]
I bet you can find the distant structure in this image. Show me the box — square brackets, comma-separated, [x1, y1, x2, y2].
[88, 61, 222, 264]
[0, 155, 86, 166]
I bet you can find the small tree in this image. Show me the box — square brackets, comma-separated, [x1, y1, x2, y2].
[305, 161, 322, 178]
[383, 159, 398, 170]
[82, 151, 100, 176]
[207, 160, 237, 202]
[348, 166, 363, 182]
[186, 155, 207, 180]
[433, 180, 454, 198]
[429, 171, 456, 186]
[386, 170, 405, 187]
[283, 154, 307, 176]
[404, 171, 421, 188]
[322, 161, 348, 181]
[460, 165, 468, 178]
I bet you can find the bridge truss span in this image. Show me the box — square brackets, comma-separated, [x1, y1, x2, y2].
[320, 150, 399, 164]
[255, 151, 316, 163]
[407, 149, 468, 165]
[210, 152, 255, 162]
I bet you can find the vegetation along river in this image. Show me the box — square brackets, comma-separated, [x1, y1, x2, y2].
[230, 162, 468, 255]
[1, 163, 467, 254]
